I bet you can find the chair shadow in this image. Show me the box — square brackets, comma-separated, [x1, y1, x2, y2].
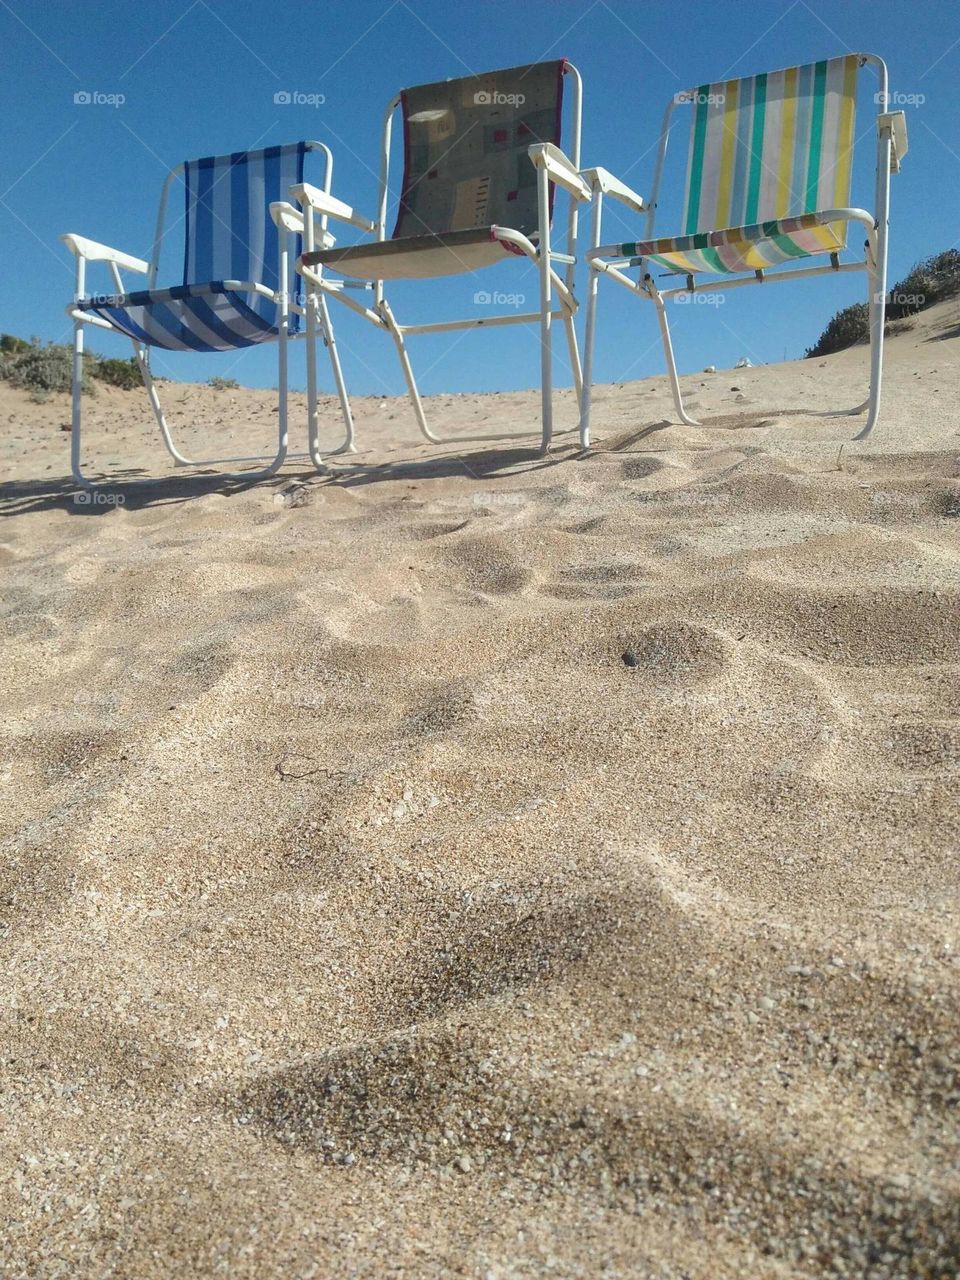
[313, 440, 575, 490]
[588, 420, 674, 451]
[0, 469, 271, 517]
[0, 440, 577, 517]
[924, 323, 960, 343]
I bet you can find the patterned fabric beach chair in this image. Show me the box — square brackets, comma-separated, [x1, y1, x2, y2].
[292, 60, 590, 464]
[62, 142, 353, 485]
[581, 53, 908, 444]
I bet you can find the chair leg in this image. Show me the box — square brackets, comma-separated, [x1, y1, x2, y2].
[306, 294, 356, 471]
[317, 295, 356, 457]
[133, 347, 197, 467]
[579, 273, 597, 450]
[854, 127, 893, 442]
[537, 165, 554, 457]
[131, 342, 289, 477]
[853, 260, 886, 441]
[645, 275, 701, 427]
[843, 265, 876, 416]
[828, 261, 875, 419]
[579, 190, 603, 450]
[563, 306, 583, 410]
[70, 316, 92, 488]
[305, 289, 324, 469]
[380, 299, 441, 445]
[273, 301, 291, 470]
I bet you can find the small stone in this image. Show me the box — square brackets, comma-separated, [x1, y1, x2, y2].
[622, 648, 639, 668]
[455, 1154, 472, 1173]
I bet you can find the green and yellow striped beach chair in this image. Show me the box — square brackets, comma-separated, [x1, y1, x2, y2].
[582, 53, 908, 444]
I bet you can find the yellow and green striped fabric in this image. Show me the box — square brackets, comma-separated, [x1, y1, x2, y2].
[632, 55, 861, 275]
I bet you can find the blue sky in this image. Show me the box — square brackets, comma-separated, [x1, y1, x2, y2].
[1, 0, 958, 396]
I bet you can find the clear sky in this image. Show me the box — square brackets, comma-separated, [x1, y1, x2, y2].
[1, 0, 958, 397]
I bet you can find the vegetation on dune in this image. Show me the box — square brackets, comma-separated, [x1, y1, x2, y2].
[0, 332, 242, 396]
[806, 249, 960, 358]
[0, 337, 92, 394]
[0, 334, 31, 355]
[0, 336, 144, 395]
[93, 356, 142, 389]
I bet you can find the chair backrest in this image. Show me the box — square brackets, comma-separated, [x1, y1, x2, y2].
[393, 60, 566, 241]
[182, 143, 306, 324]
[679, 54, 860, 237]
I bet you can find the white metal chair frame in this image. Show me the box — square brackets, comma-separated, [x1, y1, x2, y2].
[63, 140, 353, 487]
[293, 63, 590, 467]
[580, 54, 908, 448]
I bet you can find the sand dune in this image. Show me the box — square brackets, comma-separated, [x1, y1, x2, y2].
[1, 300, 958, 1278]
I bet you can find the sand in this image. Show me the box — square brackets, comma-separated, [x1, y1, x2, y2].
[1, 299, 958, 1279]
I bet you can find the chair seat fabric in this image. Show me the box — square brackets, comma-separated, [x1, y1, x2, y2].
[78, 282, 289, 352]
[621, 212, 849, 275]
[302, 227, 529, 280]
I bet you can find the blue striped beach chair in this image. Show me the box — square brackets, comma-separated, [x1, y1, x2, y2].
[62, 141, 353, 485]
[292, 60, 590, 463]
[581, 53, 908, 445]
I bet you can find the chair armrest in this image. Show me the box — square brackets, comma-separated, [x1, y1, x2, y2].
[60, 234, 149, 273]
[270, 201, 305, 234]
[879, 111, 908, 173]
[290, 183, 377, 233]
[269, 201, 335, 249]
[528, 143, 592, 202]
[580, 167, 648, 213]
[587, 242, 639, 265]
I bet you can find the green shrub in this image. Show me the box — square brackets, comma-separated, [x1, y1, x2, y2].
[805, 302, 870, 358]
[208, 375, 239, 391]
[0, 336, 146, 394]
[93, 356, 142, 390]
[0, 340, 94, 394]
[807, 248, 960, 357]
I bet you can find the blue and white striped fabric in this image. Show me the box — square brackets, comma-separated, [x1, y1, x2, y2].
[78, 143, 307, 352]
[79, 283, 279, 351]
[182, 143, 306, 325]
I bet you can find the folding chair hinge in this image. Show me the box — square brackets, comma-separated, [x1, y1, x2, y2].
[755, 269, 764, 283]
[830, 252, 840, 271]
[685, 274, 695, 293]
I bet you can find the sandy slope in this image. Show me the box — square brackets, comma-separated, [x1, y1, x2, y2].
[1, 301, 959, 1279]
